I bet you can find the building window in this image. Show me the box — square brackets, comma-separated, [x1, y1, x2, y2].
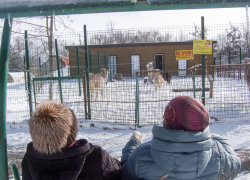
[131, 55, 140, 77]
[108, 55, 117, 78]
[178, 60, 187, 76]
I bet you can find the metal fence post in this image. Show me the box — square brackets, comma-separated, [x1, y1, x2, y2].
[89, 49, 92, 73]
[60, 56, 63, 78]
[110, 56, 113, 82]
[192, 71, 196, 98]
[9, 162, 21, 180]
[0, 18, 12, 180]
[84, 25, 91, 120]
[135, 72, 140, 128]
[32, 80, 37, 109]
[55, 39, 63, 103]
[24, 56, 27, 90]
[201, 16, 205, 105]
[25, 30, 33, 116]
[76, 46, 81, 96]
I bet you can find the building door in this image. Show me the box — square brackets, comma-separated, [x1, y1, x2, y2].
[131, 55, 140, 77]
[108, 55, 117, 79]
[154, 54, 164, 70]
[178, 60, 187, 76]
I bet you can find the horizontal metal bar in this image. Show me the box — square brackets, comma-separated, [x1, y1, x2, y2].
[210, 64, 248, 67]
[0, 2, 250, 19]
[33, 76, 81, 81]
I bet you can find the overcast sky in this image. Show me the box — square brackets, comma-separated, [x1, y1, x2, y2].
[65, 7, 247, 31]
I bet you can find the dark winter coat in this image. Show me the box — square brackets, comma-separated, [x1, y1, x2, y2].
[22, 139, 121, 180]
[121, 125, 241, 180]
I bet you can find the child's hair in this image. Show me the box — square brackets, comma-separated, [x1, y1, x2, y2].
[163, 96, 210, 131]
[29, 100, 78, 154]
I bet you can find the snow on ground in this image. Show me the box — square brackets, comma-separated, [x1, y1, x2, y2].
[6, 114, 250, 179]
[6, 68, 250, 125]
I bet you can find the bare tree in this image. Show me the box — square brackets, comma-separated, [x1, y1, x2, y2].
[8, 16, 74, 99]
[164, 33, 172, 41]
[47, 16, 54, 99]
[189, 23, 208, 40]
[226, 23, 242, 53]
[151, 31, 160, 42]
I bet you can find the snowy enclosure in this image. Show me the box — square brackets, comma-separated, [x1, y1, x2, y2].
[6, 23, 250, 126]
[6, 65, 250, 126]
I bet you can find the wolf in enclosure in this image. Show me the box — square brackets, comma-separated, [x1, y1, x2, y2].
[152, 72, 164, 92]
[89, 68, 109, 100]
[146, 62, 171, 84]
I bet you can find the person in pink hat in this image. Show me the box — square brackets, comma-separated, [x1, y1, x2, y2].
[121, 95, 241, 180]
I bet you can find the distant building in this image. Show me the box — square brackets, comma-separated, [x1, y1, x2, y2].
[66, 41, 216, 77]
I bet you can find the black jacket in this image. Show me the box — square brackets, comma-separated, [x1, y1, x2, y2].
[22, 139, 121, 180]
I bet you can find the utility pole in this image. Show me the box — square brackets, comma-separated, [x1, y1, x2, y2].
[246, 5, 249, 57]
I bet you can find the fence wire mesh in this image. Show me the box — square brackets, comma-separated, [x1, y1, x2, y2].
[5, 23, 250, 125]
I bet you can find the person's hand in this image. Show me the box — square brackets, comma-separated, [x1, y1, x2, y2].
[130, 131, 146, 143]
[211, 133, 220, 138]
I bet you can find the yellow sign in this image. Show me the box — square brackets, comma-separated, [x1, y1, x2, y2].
[175, 50, 194, 60]
[193, 40, 212, 54]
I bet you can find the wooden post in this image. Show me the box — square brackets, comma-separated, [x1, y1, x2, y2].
[206, 67, 214, 98]
[82, 75, 88, 120]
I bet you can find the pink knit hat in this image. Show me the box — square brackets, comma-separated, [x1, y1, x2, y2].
[163, 96, 210, 131]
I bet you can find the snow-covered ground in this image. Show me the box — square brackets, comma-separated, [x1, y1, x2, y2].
[6, 67, 250, 125]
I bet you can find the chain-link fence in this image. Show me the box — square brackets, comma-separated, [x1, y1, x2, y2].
[6, 23, 250, 125]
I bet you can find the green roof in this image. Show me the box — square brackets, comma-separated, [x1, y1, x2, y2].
[147, 0, 250, 4]
[0, 0, 249, 19]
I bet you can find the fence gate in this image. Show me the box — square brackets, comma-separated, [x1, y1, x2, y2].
[33, 76, 87, 119]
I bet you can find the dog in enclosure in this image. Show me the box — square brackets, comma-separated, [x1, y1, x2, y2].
[152, 71, 164, 92]
[89, 68, 109, 100]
